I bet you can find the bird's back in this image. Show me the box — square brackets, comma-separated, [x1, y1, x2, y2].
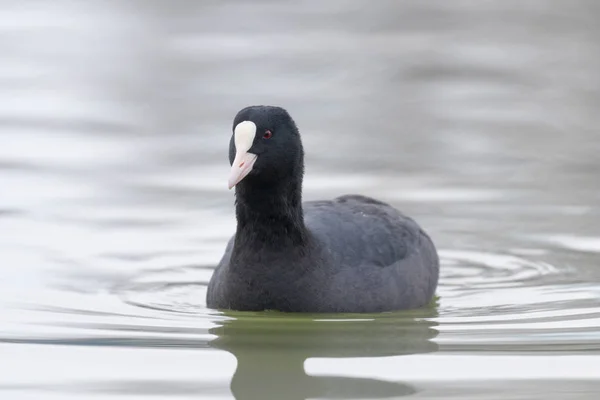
[303, 195, 439, 312]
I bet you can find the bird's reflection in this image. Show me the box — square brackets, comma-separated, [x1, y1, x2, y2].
[208, 307, 439, 400]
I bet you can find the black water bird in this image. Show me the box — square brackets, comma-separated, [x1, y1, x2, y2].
[206, 106, 439, 313]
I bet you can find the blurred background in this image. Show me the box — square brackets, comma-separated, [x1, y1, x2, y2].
[1, 1, 599, 399]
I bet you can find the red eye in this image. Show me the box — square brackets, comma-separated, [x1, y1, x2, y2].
[263, 130, 273, 139]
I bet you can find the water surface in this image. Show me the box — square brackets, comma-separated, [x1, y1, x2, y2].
[1, 1, 600, 399]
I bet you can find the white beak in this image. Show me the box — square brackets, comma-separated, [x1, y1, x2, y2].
[228, 151, 258, 189]
[228, 120, 258, 189]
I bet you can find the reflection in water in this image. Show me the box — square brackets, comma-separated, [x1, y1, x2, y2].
[209, 310, 438, 399]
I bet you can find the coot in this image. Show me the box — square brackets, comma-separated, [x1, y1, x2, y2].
[206, 106, 439, 313]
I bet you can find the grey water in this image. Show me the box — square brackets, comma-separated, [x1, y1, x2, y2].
[1, 1, 600, 399]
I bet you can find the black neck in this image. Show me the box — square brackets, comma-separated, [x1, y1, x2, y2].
[233, 176, 308, 252]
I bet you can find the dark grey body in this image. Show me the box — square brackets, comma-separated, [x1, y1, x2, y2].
[206, 194, 439, 313]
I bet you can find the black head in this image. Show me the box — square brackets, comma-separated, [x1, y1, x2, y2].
[227, 106, 304, 189]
